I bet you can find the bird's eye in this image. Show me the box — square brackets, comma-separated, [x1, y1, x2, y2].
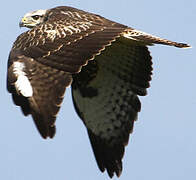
[32, 15, 40, 20]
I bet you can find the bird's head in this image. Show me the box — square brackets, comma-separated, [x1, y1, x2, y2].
[19, 9, 47, 28]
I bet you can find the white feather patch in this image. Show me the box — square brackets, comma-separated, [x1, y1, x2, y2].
[13, 62, 33, 97]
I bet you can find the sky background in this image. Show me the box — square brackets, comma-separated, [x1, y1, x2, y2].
[0, 0, 195, 180]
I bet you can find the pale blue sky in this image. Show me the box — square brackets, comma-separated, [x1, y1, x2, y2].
[1, 1, 195, 180]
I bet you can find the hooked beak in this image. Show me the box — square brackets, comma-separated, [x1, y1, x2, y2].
[19, 17, 34, 28]
[19, 17, 28, 28]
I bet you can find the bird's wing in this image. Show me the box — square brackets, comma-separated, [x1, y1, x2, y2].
[71, 37, 153, 178]
[122, 29, 191, 48]
[7, 52, 72, 138]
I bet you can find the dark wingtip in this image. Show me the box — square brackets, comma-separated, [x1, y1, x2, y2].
[38, 126, 56, 139]
[38, 125, 56, 139]
[87, 130, 124, 178]
[49, 125, 56, 138]
[107, 162, 122, 178]
[31, 111, 56, 139]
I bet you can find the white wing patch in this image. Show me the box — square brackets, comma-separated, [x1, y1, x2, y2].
[13, 62, 33, 97]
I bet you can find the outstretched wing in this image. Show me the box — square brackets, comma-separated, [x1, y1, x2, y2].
[71, 37, 153, 177]
[13, 6, 189, 73]
[122, 29, 190, 48]
[7, 51, 72, 138]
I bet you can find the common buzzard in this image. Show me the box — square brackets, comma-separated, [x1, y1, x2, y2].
[7, 6, 190, 178]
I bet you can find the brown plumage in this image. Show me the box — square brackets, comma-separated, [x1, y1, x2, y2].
[7, 6, 190, 178]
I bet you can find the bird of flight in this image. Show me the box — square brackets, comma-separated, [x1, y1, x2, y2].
[7, 6, 190, 178]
